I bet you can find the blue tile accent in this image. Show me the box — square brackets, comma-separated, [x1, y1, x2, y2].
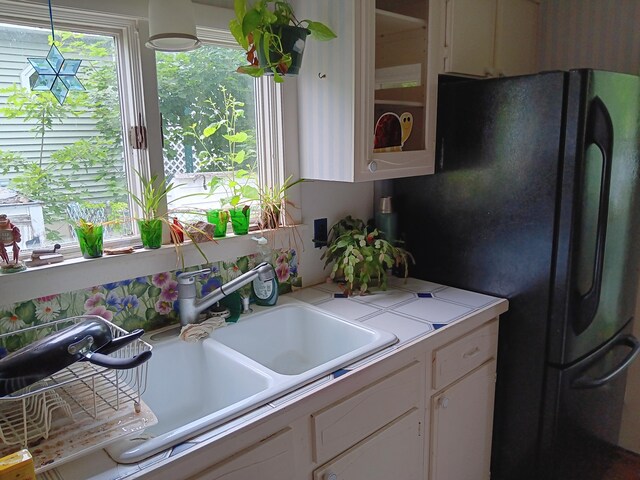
[333, 293, 348, 298]
[433, 323, 447, 330]
[332, 368, 350, 378]
[417, 292, 433, 298]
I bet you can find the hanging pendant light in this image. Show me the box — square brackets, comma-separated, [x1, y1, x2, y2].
[146, 0, 202, 52]
[27, 0, 84, 105]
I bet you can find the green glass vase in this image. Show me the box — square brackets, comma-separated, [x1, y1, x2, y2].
[206, 209, 229, 238]
[75, 224, 104, 259]
[229, 207, 251, 235]
[138, 219, 162, 249]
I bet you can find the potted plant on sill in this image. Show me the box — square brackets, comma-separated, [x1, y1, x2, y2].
[257, 174, 304, 230]
[230, 0, 337, 82]
[321, 216, 414, 296]
[73, 218, 105, 259]
[129, 169, 210, 265]
[188, 87, 259, 236]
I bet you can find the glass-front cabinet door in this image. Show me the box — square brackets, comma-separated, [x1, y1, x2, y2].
[295, 0, 442, 182]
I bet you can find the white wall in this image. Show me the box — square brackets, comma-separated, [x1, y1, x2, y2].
[538, 0, 640, 453]
[538, 0, 640, 75]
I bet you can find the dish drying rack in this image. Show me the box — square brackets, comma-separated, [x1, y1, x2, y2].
[0, 315, 155, 472]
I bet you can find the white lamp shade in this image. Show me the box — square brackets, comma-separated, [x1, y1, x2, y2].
[146, 0, 201, 52]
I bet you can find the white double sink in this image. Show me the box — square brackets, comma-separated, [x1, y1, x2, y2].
[107, 302, 397, 464]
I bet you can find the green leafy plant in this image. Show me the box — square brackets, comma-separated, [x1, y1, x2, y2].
[230, 0, 337, 82]
[188, 87, 259, 209]
[321, 216, 414, 295]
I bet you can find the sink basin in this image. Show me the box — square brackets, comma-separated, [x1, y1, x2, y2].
[142, 337, 272, 436]
[106, 301, 396, 464]
[213, 304, 390, 375]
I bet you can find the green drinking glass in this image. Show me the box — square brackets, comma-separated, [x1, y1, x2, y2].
[138, 219, 162, 249]
[229, 207, 251, 235]
[206, 209, 229, 238]
[75, 224, 104, 259]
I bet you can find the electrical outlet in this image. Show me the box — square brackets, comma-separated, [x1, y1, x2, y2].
[313, 218, 328, 248]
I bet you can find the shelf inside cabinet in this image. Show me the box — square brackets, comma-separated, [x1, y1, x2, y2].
[375, 9, 425, 36]
[375, 99, 424, 107]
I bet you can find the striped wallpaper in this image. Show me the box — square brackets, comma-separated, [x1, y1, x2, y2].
[538, 0, 640, 74]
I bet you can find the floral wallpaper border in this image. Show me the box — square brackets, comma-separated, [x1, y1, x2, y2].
[0, 249, 300, 352]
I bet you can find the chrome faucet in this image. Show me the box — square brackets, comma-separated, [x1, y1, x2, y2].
[177, 262, 275, 326]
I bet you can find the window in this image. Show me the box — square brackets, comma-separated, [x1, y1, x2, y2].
[0, 3, 285, 259]
[0, 18, 134, 250]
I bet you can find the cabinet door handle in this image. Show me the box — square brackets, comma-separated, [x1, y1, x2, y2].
[439, 397, 450, 409]
[324, 473, 338, 480]
[463, 346, 480, 358]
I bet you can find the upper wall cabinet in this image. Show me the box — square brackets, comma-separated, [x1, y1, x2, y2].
[294, 0, 442, 182]
[443, 0, 539, 77]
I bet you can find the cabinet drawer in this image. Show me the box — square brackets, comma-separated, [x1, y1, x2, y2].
[432, 320, 498, 390]
[190, 428, 294, 480]
[313, 408, 422, 480]
[311, 361, 422, 464]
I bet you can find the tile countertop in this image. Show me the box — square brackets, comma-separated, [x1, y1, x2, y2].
[41, 278, 508, 480]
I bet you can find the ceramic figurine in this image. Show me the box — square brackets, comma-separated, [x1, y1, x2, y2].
[0, 214, 26, 273]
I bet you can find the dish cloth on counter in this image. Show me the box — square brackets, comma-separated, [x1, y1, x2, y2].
[179, 314, 229, 342]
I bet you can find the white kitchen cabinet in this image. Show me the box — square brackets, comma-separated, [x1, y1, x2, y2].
[313, 408, 422, 480]
[443, 0, 539, 77]
[428, 320, 499, 480]
[189, 428, 294, 480]
[295, 0, 442, 182]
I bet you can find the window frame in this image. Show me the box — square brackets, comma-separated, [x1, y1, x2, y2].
[0, 0, 147, 256]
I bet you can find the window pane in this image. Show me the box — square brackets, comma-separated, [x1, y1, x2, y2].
[156, 45, 259, 225]
[0, 23, 129, 250]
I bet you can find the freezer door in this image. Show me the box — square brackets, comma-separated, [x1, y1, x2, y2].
[539, 321, 640, 479]
[549, 70, 640, 365]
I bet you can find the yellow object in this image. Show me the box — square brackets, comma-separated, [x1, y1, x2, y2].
[0, 449, 36, 480]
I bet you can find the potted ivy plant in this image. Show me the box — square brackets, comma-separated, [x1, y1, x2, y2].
[229, 0, 337, 82]
[321, 216, 414, 295]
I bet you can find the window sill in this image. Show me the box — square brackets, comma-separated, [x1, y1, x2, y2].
[1, 225, 306, 306]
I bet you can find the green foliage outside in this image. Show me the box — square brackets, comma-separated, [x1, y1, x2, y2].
[156, 45, 258, 193]
[186, 86, 259, 208]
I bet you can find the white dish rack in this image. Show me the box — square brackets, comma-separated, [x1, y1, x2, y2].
[0, 315, 156, 472]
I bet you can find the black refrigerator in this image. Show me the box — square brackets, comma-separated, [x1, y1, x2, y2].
[392, 70, 640, 480]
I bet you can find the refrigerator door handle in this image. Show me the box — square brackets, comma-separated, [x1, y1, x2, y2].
[572, 96, 614, 334]
[571, 334, 640, 389]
